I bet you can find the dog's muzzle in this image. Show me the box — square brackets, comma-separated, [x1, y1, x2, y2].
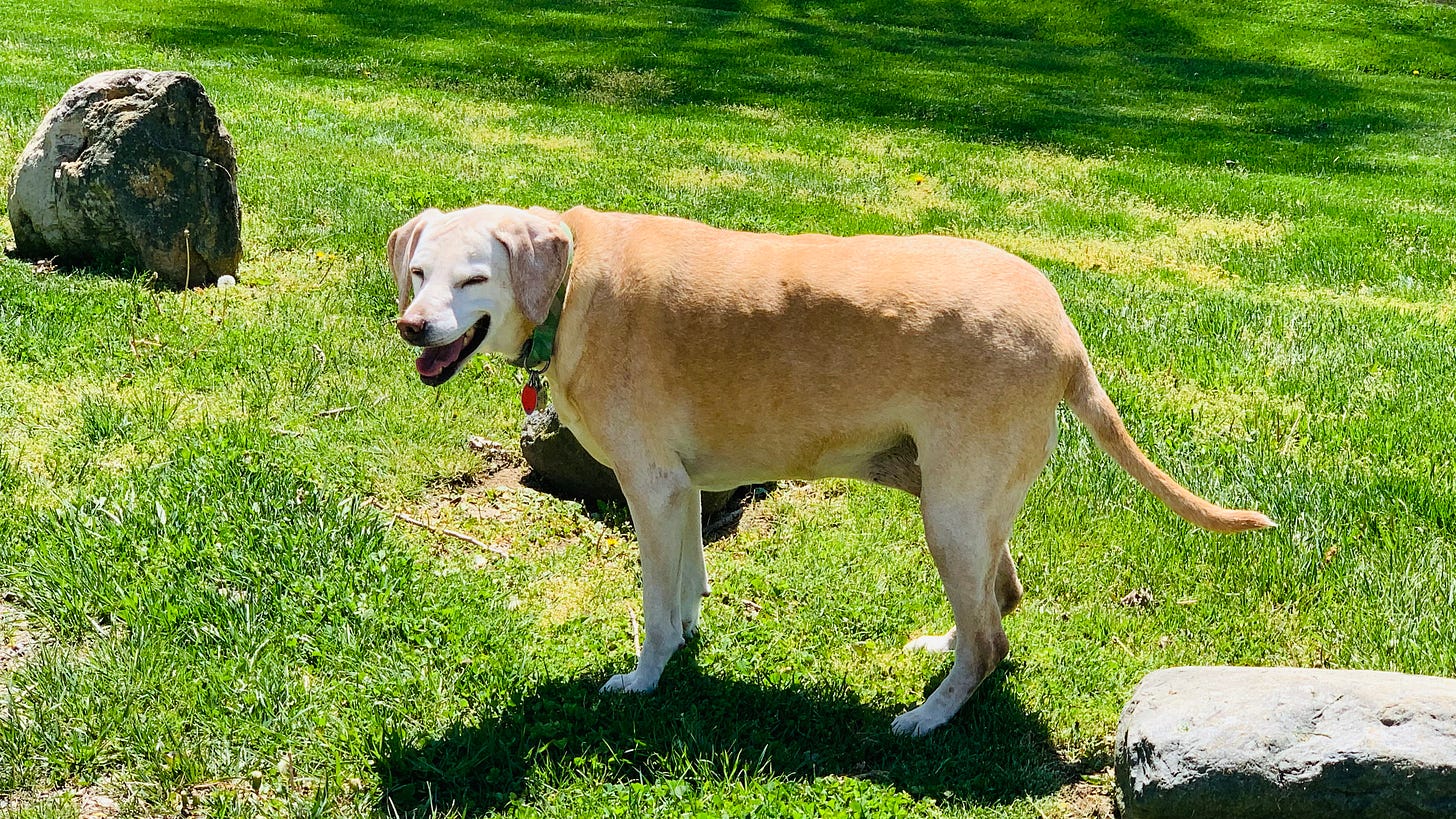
[412, 314, 490, 386]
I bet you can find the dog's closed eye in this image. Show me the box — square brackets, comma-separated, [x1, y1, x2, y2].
[460, 275, 490, 287]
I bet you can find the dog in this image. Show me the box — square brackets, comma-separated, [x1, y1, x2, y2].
[387, 204, 1274, 736]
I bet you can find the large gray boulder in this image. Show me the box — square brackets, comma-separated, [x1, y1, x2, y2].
[7, 69, 241, 287]
[520, 405, 752, 524]
[1116, 666, 1456, 819]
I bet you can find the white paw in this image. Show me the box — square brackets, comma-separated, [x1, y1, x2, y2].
[890, 704, 951, 737]
[903, 632, 956, 654]
[599, 671, 659, 695]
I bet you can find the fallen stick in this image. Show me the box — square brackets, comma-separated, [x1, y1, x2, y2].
[364, 498, 510, 558]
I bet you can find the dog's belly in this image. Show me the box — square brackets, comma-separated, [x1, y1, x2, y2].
[556, 377, 925, 495]
[680, 432, 921, 495]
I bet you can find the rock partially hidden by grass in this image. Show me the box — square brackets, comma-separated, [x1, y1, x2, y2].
[520, 404, 749, 525]
[1116, 666, 1456, 819]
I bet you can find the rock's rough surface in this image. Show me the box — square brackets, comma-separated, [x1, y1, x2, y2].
[7, 69, 241, 287]
[1116, 666, 1456, 819]
[520, 405, 741, 520]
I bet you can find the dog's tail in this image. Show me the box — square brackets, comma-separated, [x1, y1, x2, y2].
[1064, 355, 1275, 534]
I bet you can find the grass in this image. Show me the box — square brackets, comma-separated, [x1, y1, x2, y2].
[1, 0, 1454, 816]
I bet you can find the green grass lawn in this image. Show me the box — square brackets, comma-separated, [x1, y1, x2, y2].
[1, 0, 1454, 816]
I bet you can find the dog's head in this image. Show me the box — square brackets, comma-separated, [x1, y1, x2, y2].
[388, 205, 571, 386]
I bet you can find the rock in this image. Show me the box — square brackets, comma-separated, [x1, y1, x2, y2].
[519, 405, 747, 523]
[6, 69, 241, 287]
[1116, 666, 1456, 819]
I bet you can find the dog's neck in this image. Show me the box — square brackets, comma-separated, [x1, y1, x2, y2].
[511, 221, 575, 371]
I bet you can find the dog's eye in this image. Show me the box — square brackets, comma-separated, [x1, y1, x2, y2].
[410, 268, 424, 280]
[461, 275, 489, 287]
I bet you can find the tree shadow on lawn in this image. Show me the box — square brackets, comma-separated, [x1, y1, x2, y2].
[139, 0, 1421, 175]
[375, 649, 1084, 815]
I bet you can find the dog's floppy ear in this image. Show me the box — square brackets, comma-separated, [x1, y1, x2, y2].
[386, 209, 442, 313]
[496, 214, 571, 326]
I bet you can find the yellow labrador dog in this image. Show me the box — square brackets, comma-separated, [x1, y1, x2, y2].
[388, 204, 1274, 736]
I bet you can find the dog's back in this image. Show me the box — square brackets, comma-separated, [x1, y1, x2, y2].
[551, 207, 1082, 488]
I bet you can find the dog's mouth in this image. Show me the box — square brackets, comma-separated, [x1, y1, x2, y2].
[414, 315, 490, 386]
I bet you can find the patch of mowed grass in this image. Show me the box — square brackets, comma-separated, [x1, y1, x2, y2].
[0, 431, 527, 812]
[1, 0, 1455, 816]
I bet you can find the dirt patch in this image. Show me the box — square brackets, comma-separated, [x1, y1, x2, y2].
[434, 435, 543, 494]
[1, 598, 46, 674]
[460, 462, 535, 492]
[1052, 770, 1116, 819]
[0, 785, 121, 819]
[462, 435, 530, 483]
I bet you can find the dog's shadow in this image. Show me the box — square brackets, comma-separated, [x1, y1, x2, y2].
[375, 647, 1084, 815]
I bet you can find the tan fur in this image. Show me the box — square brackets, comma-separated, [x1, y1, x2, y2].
[390, 204, 1274, 737]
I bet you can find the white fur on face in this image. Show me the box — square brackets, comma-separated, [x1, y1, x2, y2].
[398, 207, 536, 359]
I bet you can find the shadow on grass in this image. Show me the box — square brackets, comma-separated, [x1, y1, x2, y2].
[375, 648, 1084, 814]
[134, 0, 1420, 173]
[0, 249, 189, 291]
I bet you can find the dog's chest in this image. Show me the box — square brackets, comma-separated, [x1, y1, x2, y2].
[548, 387, 616, 469]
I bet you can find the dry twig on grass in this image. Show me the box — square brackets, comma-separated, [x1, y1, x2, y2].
[364, 498, 510, 558]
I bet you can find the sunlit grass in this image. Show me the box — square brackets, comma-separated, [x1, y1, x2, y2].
[1, 0, 1454, 817]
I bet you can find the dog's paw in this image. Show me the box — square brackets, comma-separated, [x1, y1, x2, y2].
[600, 671, 659, 695]
[890, 704, 950, 738]
[902, 631, 957, 654]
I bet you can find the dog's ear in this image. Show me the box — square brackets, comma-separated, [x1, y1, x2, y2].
[496, 215, 570, 326]
[386, 209, 442, 313]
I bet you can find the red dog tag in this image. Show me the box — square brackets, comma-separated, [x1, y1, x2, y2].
[521, 369, 545, 414]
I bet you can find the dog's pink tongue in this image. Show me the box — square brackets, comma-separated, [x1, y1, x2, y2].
[415, 337, 466, 378]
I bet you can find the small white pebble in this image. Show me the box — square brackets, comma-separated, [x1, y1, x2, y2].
[216, 274, 237, 289]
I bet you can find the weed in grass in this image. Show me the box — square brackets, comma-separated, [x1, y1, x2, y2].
[70, 391, 178, 449]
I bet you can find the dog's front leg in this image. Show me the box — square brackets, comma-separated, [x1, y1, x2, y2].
[600, 464, 700, 694]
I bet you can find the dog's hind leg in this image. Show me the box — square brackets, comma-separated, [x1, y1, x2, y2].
[679, 532, 710, 637]
[601, 462, 701, 695]
[891, 489, 1009, 737]
[903, 541, 1021, 653]
[995, 540, 1023, 616]
[891, 423, 1052, 737]
[903, 627, 957, 653]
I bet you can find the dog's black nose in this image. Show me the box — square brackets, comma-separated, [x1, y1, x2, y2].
[396, 316, 429, 342]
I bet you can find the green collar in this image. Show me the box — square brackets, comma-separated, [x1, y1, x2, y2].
[515, 283, 568, 370]
[513, 221, 574, 371]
